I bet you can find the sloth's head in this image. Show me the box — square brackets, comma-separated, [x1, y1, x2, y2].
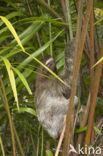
[40, 55, 57, 75]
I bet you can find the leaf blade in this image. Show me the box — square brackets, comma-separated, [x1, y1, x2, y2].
[13, 107, 37, 116]
[0, 16, 25, 52]
[12, 67, 32, 95]
[1, 56, 19, 110]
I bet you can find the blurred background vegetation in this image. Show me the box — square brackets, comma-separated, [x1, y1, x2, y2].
[0, 0, 103, 155]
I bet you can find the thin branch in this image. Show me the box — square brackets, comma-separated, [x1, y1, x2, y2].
[85, 41, 103, 146]
[62, 0, 93, 155]
[25, 0, 33, 16]
[76, 93, 91, 154]
[60, 0, 66, 22]
[0, 76, 16, 156]
[90, 7, 95, 92]
[13, 124, 24, 156]
[90, 7, 95, 144]
[55, 116, 66, 156]
[38, 0, 64, 22]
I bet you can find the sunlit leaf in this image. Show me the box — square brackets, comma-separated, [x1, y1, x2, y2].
[0, 16, 69, 87]
[0, 16, 25, 52]
[46, 150, 53, 156]
[0, 11, 23, 27]
[0, 136, 5, 156]
[1, 56, 19, 110]
[11, 21, 43, 45]
[18, 30, 64, 69]
[94, 18, 103, 25]
[92, 57, 103, 68]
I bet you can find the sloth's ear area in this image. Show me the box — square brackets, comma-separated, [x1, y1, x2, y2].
[62, 88, 71, 99]
[42, 56, 58, 74]
[42, 55, 53, 64]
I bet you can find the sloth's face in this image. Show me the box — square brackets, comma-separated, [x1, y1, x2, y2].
[45, 57, 55, 69]
[41, 56, 57, 74]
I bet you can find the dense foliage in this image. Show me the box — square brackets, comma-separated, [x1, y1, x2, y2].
[0, 0, 103, 155]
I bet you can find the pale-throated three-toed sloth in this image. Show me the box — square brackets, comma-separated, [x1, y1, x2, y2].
[35, 39, 78, 139]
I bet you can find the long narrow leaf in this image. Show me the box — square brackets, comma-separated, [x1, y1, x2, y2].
[0, 136, 5, 156]
[1, 56, 19, 110]
[0, 11, 23, 27]
[0, 16, 68, 87]
[13, 107, 37, 116]
[12, 67, 32, 95]
[24, 50, 69, 87]
[11, 21, 43, 45]
[0, 16, 25, 51]
[18, 30, 64, 69]
[92, 57, 103, 68]
[94, 126, 102, 135]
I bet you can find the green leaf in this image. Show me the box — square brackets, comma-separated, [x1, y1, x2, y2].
[0, 11, 23, 27]
[12, 67, 32, 95]
[75, 126, 102, 135]
[19, 16, 70, 26]
[0, 16, 25, 52]
[13, 107, 37, 116]
[0, 136, 5, 156]
[24, 49, 69, 87]
[94, 126, 102, 135]
[75, 126, 87, 133]
[92, 57, 103, 68]
[1, 56, 19, 110]
[46, 150, 53, 156]
[18, 29, 64, 69]
[94, 18, 103, 25]
[0, 16, 68, 87]
[94, 2, 103, 8]
[11, 21, 43, 46]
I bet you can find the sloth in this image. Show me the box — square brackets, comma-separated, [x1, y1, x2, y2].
[35, 39, 78, 139]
